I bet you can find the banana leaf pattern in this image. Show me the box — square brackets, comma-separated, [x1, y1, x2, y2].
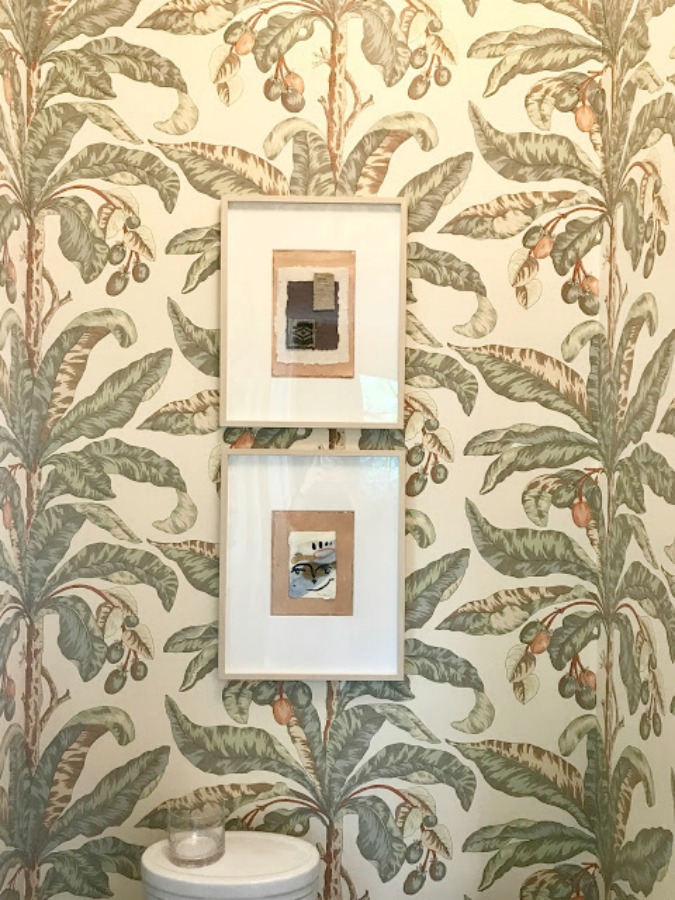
[0, 0, 672, 898]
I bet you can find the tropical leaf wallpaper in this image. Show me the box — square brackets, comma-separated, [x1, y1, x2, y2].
[0, 0, 673, 898]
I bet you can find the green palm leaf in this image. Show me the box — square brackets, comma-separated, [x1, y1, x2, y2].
[38, 594, 107, 681]
[465, 819, 595, 890]
[165, 697, 317, 797]
[451, 739, 589, 828]
[345, 744, 476, 811]
[40, 350, 171, 459]
[26, 707, 133, 857]
[42, 746, 169, 855]
[24, 104, 86, 205]
[466, 500, 599, 585]
[326, 707, 386, 803]
[405, 549, 469, 630]
[344, 795, 406, 882]
[40, 837, 143, 900]
[46, 543, 178, 611]
[614, 828, 673, 894]
[47, 144, 180, 211]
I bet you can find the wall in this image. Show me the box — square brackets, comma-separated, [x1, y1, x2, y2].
[0, 1, 674, 898]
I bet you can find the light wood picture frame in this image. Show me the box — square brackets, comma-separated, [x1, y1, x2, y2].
[220, 196, 407, 429]
[220, 448, 405, 681]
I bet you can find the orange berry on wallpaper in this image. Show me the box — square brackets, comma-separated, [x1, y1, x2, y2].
[575, 103, 596, 132]
[434, 66, 452, 86]
[284, 72, 304, 94]
[529, 630, 551, 654]
[282, 89, 305, 113]
[234, 30, 255, 55]
[231, 431, 255, 449]
[571, 498, 592, 528]
[410, 47, 428, 68]
[408, 74, 430, 100]
[580, 669, 597, 691]
[272, 696, 293, 726]
[582, 275, 600, 296]
[263, 77, 284, 101]
[532, 234, 554, 259]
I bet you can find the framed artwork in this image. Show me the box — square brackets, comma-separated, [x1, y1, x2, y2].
[220, 196, 406, 429]
[220, 448, 405, 680]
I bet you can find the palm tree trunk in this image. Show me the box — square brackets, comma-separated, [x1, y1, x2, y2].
[326, 23, 348, 182]
[24, 865, 39, 900]
[23, 619, 43, 772]
[25, 215, 45, 373]
[23, 617, 45, 900]
[323, 817, 344, 900]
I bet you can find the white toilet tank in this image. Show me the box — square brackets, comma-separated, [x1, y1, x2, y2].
[141, 831, 320, 900]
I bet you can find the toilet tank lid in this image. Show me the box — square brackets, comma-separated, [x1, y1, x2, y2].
[142, 833, 320, 899]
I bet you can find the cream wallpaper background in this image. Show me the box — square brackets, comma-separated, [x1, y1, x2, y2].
[0, 0, 674, 898]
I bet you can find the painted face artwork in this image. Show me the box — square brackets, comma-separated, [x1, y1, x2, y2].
[271, 511, 354, 616]
[288, 531, 337, 600]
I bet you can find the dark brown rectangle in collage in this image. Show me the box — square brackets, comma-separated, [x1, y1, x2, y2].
[285, 281, 340, 350]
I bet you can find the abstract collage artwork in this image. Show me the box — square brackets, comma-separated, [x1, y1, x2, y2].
[288, 532, 336, 599]
[272, 250, 355, 378]
[271, 510, 354, 616]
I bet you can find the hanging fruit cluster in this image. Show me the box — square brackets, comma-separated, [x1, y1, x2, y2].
[513, 208, 606, 315]
[406, 430, 449, 496]
[216, 17, 306, 112]
[104, 216, 153, 296]
[504, 71, 610, 310]
[404, 393, 452, 497]
[620, 160, 668, 278]
[223, 13, 305, 113]
[569, 476, 596, 529]
[526, 69, 605, 128]
[557, 655, 597, 710]
[397, 794, 450, 894]
[634, 625, 665, 740]
[403, 7, 454, 101]
[523, 468, 602, 531]
[565, 472, 603, 566]
[571, 72, 605, 133]
[509, 604, 600, 710]
[96, 595, 154, 694]
[97, 189, 155, 297]
[246, 680, 314, 722]
[263, 61, 305, 113]
[511, 67, 666, 312]
[560, 261, 601, 316]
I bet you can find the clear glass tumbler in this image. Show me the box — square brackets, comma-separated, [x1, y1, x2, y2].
[167, 804, 225, 867]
